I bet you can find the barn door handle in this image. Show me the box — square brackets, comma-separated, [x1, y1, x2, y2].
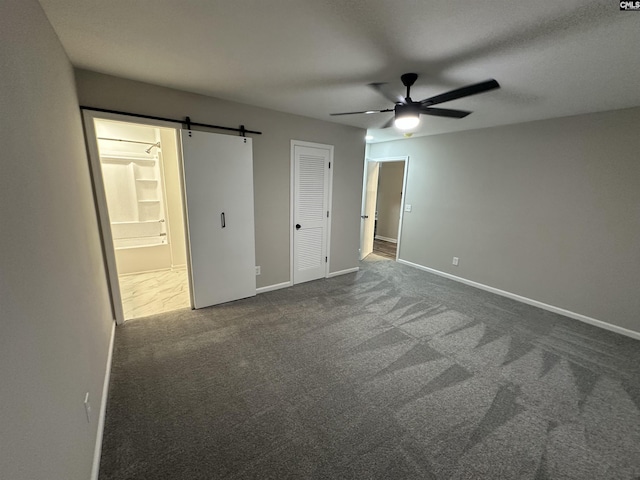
[221, 212, 226, 228]
[295, 224, 301, 230]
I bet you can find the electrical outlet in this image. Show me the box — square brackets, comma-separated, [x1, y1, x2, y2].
[255, 266, 261, 275]
[84, 392, 91, 423]
[404, 204, 412, 212]
[452, 257, 459, 266]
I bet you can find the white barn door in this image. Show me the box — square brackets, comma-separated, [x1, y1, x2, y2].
[180, 130, 256, 308]
[292, 142, 332, 284]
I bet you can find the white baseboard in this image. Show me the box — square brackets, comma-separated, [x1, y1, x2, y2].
[375, 235, 397, 244]
[256, 281, 292, 294]
[397, 258, 640, 341]
[257, 268, 360, 291]
[327, 267, 360, 278]
[91, 321, 116, 480]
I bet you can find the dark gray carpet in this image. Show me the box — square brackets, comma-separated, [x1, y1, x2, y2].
[99, 254, 640, 479]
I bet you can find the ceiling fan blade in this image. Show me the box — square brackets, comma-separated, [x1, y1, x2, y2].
[381, 116, 395, 129]
[330, 108, 394, 116]
[420, 106, 472, 119]
[369, 83, 406, 105]
[420, 79, 500, 106]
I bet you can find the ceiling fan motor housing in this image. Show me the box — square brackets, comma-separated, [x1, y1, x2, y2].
[394, 102, 422, 130]
[395, 103, 421, 118]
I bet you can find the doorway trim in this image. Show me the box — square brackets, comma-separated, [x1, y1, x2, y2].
[360, 155, 409, 261]
[289, 140, 334, 284]
[82, 109, 185, 324]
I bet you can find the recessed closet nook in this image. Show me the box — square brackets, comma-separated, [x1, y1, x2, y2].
[95, 119, 190, 319]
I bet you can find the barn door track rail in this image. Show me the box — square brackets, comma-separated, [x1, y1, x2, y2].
[80, 106, 262, 137]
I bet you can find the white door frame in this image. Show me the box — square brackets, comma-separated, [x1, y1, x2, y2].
[290, 140, 334, 284]
[359, 161, 379, 260]
[82, 110, 187, 325]
[361, 156, 409, 261]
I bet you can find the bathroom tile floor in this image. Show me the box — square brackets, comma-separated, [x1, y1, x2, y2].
[119, 268, 191, 320]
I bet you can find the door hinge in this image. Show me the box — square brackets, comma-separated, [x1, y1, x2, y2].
[325, 256, 328, 263]
[327, 210, 329, 218]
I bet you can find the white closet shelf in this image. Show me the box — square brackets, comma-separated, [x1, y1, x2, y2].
[138, 200, 160, 203]
[100, 154, 156, 164]
[111, 220, 165, 225]
[135, 178, 159, 182]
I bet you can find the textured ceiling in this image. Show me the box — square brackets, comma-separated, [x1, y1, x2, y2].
[39, 0, 640, 142]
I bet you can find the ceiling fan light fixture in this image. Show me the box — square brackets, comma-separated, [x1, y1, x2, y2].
[394, 115, 420, 130]
[394, 104, 420, 130]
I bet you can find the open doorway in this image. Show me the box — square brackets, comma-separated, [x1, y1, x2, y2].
[84, 113, 191, 321]
[360, 156, 409, 261]
[374, 161, 405, 258]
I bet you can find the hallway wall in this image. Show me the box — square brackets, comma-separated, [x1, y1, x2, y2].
[0, 1, 114, 479]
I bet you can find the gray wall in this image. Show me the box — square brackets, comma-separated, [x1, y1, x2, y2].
[370, 108, 640, 333]
[375, 161, 405, 241]
[74, 70, 366, 287]
[0, 1, 114, 479]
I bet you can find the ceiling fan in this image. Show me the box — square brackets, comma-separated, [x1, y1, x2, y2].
[330, 73, 500, 130]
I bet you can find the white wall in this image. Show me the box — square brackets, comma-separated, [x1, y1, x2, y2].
[370, 107, 640, 333]
[159, 129, 188, 268]
[74, 70, 366, 288]
[0, 1, 114, 479]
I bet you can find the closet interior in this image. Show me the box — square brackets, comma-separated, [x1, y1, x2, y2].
[97, 123, 167, 250]
[94, 119, 190, 319]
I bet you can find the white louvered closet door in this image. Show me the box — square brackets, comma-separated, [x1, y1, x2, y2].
[293, 144, 331, 284]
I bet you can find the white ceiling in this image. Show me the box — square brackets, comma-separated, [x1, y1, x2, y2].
[39, 0, 640, 142]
